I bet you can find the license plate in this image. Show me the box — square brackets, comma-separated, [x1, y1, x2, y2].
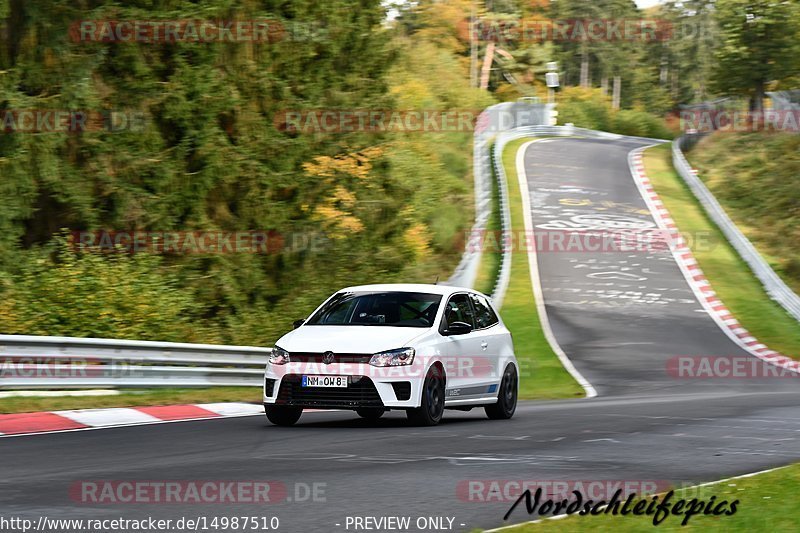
[302, 375, 348, 388]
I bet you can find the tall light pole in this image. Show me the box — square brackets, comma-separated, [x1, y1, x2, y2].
[545, 62, 559, 125]
[546, 62, 559, 105]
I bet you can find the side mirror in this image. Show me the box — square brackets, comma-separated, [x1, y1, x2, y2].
[292, 319, 305, 329]
[444, 321, 472, 336]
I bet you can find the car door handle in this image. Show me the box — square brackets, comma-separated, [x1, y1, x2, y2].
[481, 342, 488, 350]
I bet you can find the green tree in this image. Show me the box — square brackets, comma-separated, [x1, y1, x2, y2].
[712, 0, 800, 112]
[0, 0, 496, 345]
[660, 0, 718, 103]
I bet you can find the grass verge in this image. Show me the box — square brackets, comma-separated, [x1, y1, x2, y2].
[643, 144, 800, 358]
[0, 387, 259, 414]
[501, 138, 584, 400]
[500, 464, 800, 532]
[687, 132, 800, 294]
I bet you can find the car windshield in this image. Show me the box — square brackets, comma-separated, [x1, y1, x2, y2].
[306, 291, 442, 328]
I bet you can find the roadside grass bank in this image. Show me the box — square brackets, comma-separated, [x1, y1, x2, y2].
[0, 387, 259, 414]
[495, 463, 800, 532]
[643, 144, 800, 358]
[687, 132, 800, 294]
[501, 139, 584, 400]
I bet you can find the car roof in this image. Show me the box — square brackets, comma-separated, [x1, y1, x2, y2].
[338, 283, 483, 297]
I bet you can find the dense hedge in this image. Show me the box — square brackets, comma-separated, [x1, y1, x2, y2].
[688, 132, 800, 293]
[556, 87, 675, 140]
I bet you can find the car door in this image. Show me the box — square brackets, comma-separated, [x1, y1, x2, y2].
[440, 293, 489, 401]
[468, 293, 506, 392]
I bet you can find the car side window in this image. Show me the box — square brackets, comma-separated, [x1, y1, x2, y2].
[470, 294, 499, 329]
[319, 297, 358, 324]
[443, 294, 475, 329]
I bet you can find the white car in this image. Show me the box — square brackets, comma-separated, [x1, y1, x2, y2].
[263, 284, 518, 426]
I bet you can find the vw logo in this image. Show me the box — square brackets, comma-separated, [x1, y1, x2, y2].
[322, 351, 335, 365]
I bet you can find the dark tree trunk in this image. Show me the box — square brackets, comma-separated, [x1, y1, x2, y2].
[749, 80, 766, 131]
[750, 80, 766, 113]
[6, 0, 26, 67]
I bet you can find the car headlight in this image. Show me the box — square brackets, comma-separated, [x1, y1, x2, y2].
[369, 347, 415, 367]
[269, 346, 290, 365]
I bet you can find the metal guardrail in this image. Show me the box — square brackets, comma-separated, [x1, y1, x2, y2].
[447, 102, 556, 292]
[673, 136, 800, 323]
[447, 103, 556, 305]
[767, 91, 800, 111]
[0, 335, 270, 389]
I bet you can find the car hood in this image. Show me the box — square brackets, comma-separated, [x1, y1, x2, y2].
[276, 325, 431, 354]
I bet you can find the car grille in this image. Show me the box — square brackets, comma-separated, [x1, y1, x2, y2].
[276, 375, 384, 408]
[289, 353, 373, 364]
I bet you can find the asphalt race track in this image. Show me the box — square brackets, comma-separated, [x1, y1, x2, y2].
[3, 137, 800, 532]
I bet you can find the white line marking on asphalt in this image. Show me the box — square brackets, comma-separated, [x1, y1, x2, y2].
[516, 139, 598, 399]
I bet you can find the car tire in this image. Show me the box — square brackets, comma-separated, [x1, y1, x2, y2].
[485, 364, 518, 420]
[407, 366, 445, 426]
[265, 405, 303, 426]
[356, 408, 385, 420]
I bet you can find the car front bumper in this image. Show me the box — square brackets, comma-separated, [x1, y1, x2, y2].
[263, 370, 421, 409]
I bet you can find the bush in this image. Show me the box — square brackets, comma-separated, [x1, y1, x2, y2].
[689, 132, 800, 292]
[557, 87, 613, 131]
[611, 109, 651, 136]
[0, 239, 214, 343]
[556, 87, 673, 139]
